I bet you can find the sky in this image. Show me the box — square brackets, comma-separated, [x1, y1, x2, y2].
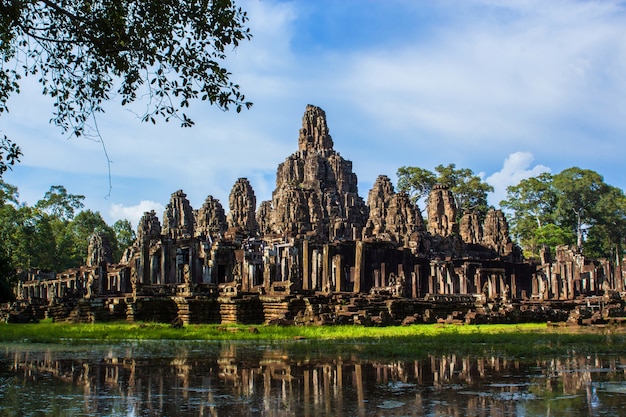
[2, 0, 626, 228]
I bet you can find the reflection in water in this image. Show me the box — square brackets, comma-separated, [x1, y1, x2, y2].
[1, 342, 626, 416]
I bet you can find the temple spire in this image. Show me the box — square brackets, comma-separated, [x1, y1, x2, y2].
[298, 104, 334, 152]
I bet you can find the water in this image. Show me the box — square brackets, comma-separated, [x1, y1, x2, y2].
[1, 341, 625, 416]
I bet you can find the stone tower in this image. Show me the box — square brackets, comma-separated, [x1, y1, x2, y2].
[227, 178, 258, 237]
[137, 210, 162, 243]
[194, 195, 227, 241]
[482, 208, 513, 256]
[162, 190, 194, 240]
[87, 233, 113, 267]
[259, 105, 367, 240]
[427, 184, 458, 238]
[364, 175, 423, 246]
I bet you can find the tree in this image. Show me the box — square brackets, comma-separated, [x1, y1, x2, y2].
[552, 167, 607, 252]
[0, 179, 19, 204]
[584, 185, 626, 260]
[0, 135, 20, 176]
[500, 173, 560, 257]
[396, 166, 437, 205]
[397, 163, 494, 218]
[35, 185, 84, 220]
[501, 167, 626, 259]
[112, 219, 135, 261]
[64, 209, 116, 266]
[0, 0, 252, 175]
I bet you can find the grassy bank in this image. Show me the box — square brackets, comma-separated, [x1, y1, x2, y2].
[1, 321, 625, 359]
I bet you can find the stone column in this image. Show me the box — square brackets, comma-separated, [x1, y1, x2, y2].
[411, 267, 418, 299]
[302, 240, 310, 291]
[322, 245, 330, 293]
[335, 254, 343, 292]
[354, 241, 364, 293]
[510, 272, 517, 300]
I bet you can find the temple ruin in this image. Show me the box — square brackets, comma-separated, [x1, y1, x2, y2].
[8, 105, 626, 325]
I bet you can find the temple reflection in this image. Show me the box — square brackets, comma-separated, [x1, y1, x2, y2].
[3, 344, 626, 416]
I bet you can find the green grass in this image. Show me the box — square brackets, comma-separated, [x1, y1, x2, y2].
[1, 321, 624, 360]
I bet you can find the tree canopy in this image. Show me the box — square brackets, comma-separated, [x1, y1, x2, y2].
[501, 167, 626, 259]
[0, 181, 135, 301]
[397, 163, 494, 219]
[0, 0, 252, 175]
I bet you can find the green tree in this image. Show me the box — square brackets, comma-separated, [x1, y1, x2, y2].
[0, 0, 252, 176]
[397, 163, 494, 218]
[63, 210, 116, 267]
[396, 166, 437, 205]
[502, 167, 626, 259]
[35, 185, 84, 220]
[0, 249, 15, 302]
[0, 179, 19, 204]
[0, 182, 19, 300]
[583, 185, 626, 260]
[552, 167, 608, 252]
[112, 219, 136, 262]
[0, 135, 21, 177]
[500, 173, 561, 257]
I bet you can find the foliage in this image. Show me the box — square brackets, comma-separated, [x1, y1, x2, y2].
[397, 163, 494, 219]
[63, 209, 117, 267]
[0, 135, 21, 176]
[112, 219, 136, 261]
[553, 167, 608, 251]
[500, 173, 560, 257]
[0, 181, 134, 276]
[0, 0, 252, 176]
[0, 244, 15, 302]
[35, 185, 84, 220]
[396, 166, 436, 204]
[502, 167, 626, 258]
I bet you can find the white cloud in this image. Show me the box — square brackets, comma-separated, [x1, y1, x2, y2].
[3, 0, 626, 224]
[339, 0, 626, 154]
[486, 152, 550, 207]
[109, 201, 166, 229]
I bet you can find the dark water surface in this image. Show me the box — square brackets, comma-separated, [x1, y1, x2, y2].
[1, 341, 625, 416]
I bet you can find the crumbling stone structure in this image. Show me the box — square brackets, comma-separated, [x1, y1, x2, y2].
[11, 105, 626, 325]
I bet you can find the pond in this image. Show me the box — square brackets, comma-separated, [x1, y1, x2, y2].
[1, 341, 626, 416]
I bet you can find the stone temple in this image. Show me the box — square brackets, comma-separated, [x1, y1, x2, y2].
[9, 105, 626, 325]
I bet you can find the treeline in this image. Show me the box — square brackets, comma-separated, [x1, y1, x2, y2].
[500, 167, 626, 260]
[0, 181, 135, 301]
[397, 165, 626, 260]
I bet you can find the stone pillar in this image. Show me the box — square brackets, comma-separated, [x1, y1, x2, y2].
[354, 241, 364, 293]
[322, 245, 330, 293]
[302, 240, 310, 291]
[411, 267, 418, 299]
[312, 249, 319, 291]
[429, 262, 436, 294]
[139, 242, 149, 284]
[161, 241, 169, 285]
[335, 254, 343, 292]
[510, 272, 517, 300]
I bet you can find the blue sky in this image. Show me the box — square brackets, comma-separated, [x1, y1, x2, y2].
[3, 0, 626, 227]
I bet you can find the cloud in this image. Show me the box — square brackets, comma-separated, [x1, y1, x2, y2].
[109, 201, 166, 229]
[486, 152, 550, 206]
[339, 0, 626, 155]
[3, 0, 626, 228]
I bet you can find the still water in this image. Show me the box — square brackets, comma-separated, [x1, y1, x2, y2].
[1, 340, 626, 416]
